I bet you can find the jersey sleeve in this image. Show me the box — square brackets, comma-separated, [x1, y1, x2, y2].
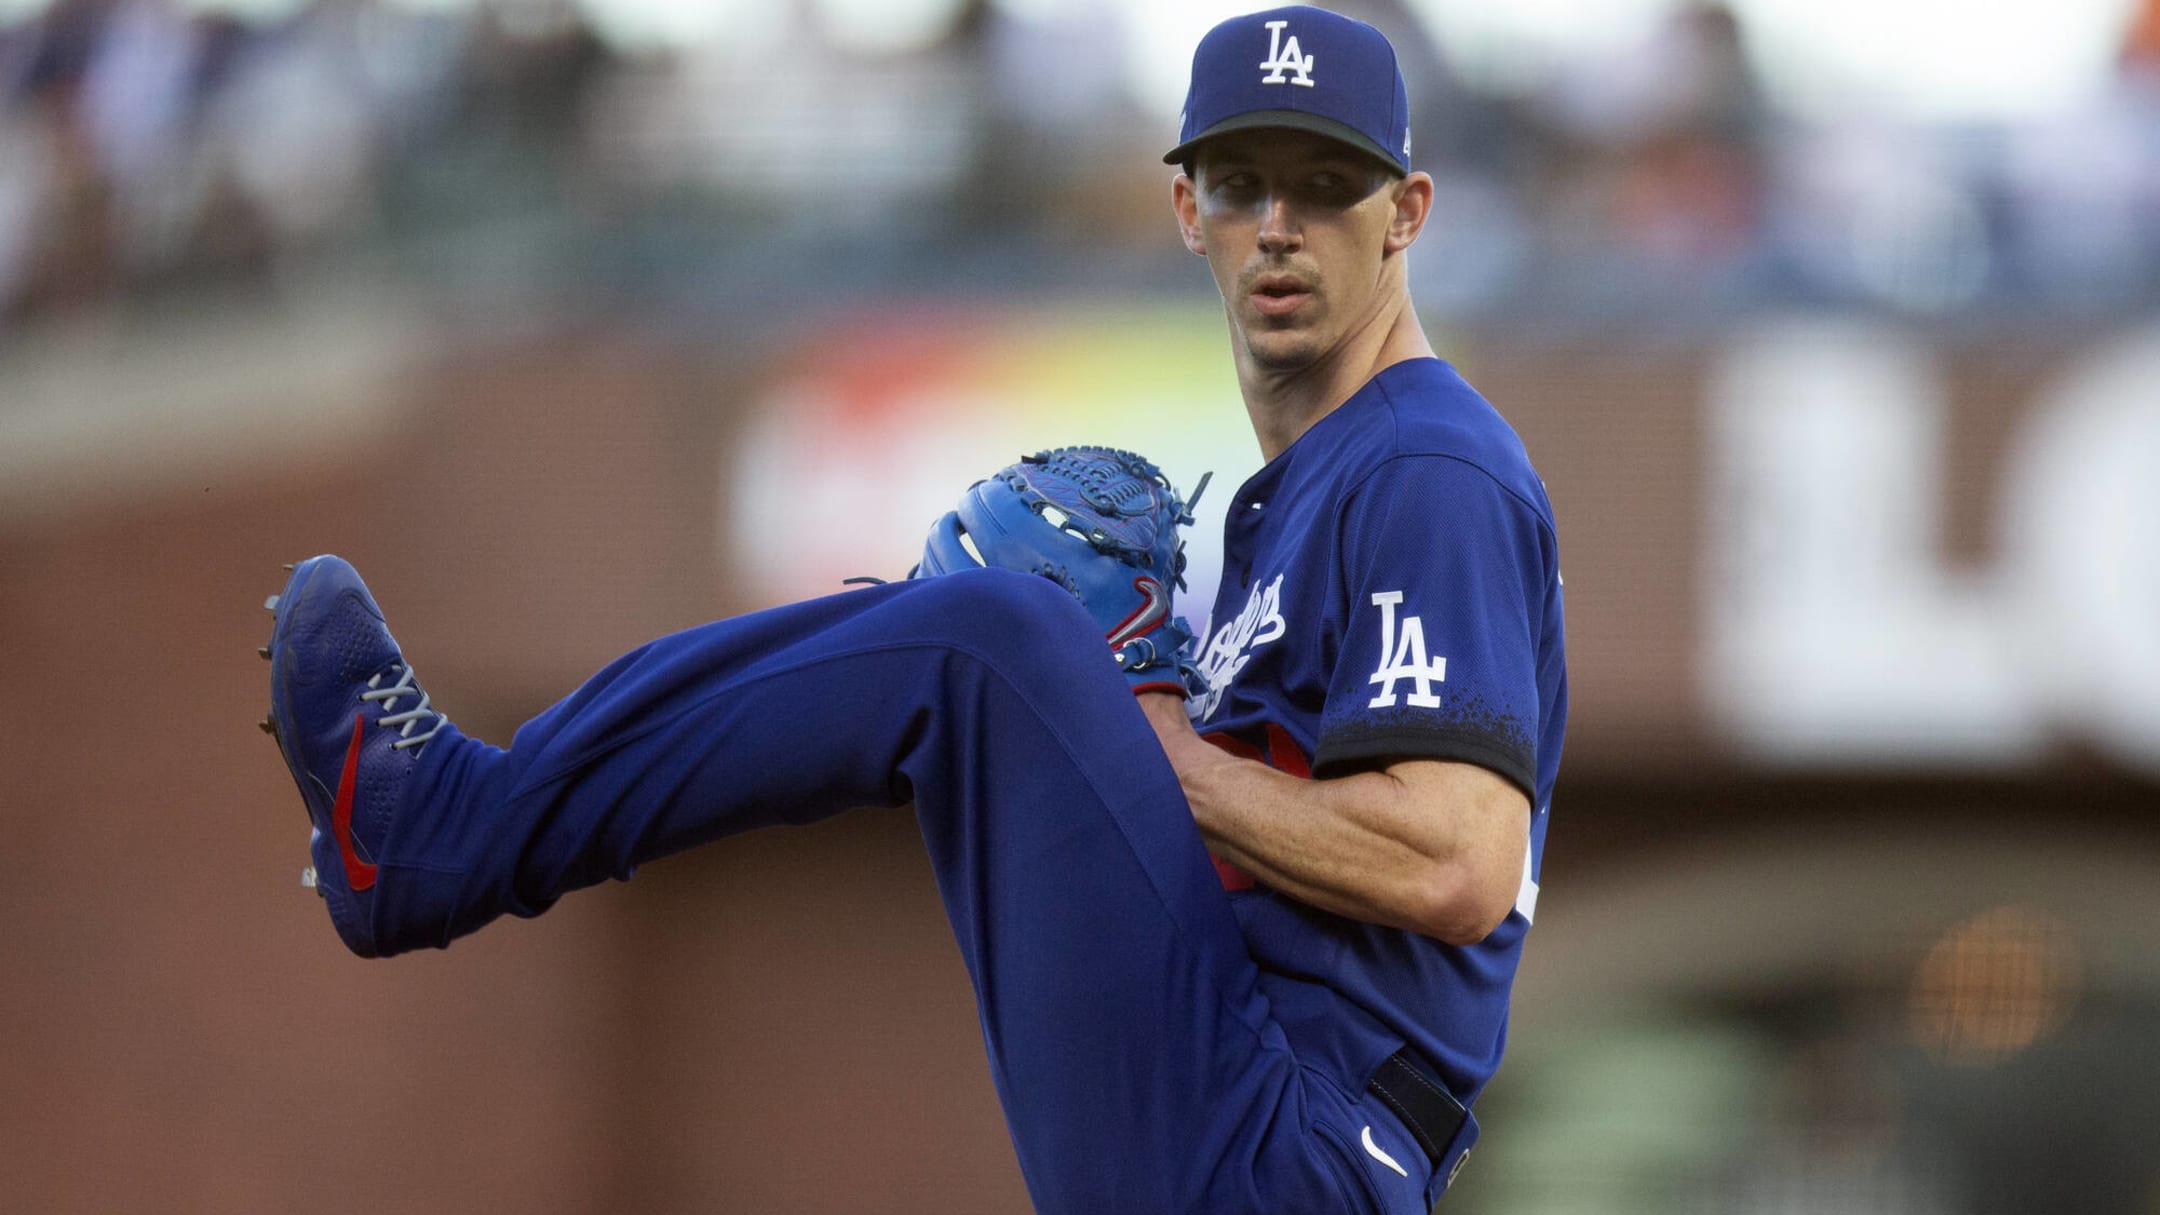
[1313, 454, 1548, 793]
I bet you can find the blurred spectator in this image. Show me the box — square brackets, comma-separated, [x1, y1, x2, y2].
[76, 0, 195, 274]
[962, 0, 1149, 242]
[2123, 0, 2160, 82]
[1766, 115, 1992, 313]
[0, 99, 57, 320]
[1534, 1, 1768, 300]
[0, 0, 2156, 333]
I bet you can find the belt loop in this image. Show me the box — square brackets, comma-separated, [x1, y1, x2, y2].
[1365, 1050, 1468, 1169]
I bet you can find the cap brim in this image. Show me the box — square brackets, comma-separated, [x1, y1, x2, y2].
[1163, 110, 1404, 174]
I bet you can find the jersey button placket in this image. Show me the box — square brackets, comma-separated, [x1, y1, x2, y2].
[1228, 494, 1266, 588]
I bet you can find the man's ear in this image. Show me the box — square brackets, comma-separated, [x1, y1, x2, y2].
[1172, 174, 1206, 256]
[1384, 171, 1434, 254]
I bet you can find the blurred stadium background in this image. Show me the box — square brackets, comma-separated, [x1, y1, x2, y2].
[3, 0, 2159, 1210]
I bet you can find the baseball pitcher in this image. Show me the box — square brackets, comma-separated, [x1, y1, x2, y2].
[259, 9, 1566, 1212]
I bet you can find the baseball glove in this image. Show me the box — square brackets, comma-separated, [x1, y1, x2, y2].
[913, 446, 1211, 696]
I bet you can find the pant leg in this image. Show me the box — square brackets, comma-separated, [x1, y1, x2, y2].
[383, 569, 1361, 1214]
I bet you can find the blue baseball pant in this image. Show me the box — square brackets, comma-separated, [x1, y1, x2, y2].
[379, 568, 1439, 1214]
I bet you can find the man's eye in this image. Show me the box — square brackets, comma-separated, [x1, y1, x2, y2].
[1306, 173, 1363, 203]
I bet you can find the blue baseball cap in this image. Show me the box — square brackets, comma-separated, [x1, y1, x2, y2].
[1164, 6, 1412, 175]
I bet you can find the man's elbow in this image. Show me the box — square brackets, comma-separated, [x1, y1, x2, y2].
[1412, 859, 1518, 946]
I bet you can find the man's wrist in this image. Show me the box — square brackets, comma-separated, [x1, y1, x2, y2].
[1136, 691, 1216, 772]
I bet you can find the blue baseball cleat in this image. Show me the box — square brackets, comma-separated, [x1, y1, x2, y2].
[260, 556, 450, 958]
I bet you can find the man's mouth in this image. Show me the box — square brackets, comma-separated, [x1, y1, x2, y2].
[1250, 275, 1313, 318]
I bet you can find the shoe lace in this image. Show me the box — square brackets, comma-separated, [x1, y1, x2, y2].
[361, 665, 446, 751]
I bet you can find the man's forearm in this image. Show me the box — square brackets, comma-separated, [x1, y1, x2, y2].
[1136, 693, 1524, 944]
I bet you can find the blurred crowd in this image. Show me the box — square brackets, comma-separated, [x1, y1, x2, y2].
[4, 0, 2160, 333]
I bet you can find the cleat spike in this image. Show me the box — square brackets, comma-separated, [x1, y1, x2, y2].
[301, 866, 318, 890]
[258, 717, 276, 735]
[263, 594, 280, 613]
[282, 563, 294, 572]
[257, 645, 271, 660]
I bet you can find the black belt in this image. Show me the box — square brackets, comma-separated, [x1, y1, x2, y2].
[1366, 1050, 1468, 1170]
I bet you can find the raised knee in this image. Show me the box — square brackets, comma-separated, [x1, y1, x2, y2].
[914, 568, 1098, 657]
[920, 565, 1088, 623]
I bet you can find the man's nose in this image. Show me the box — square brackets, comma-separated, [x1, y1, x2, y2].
[1256, 193, 1302, 254]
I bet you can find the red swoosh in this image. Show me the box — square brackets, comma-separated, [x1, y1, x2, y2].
[1107, 577, 1167, 647]
[332, 712, 377, 891]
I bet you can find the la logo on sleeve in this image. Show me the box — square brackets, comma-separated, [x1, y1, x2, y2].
[1367, 591, 1447, 708]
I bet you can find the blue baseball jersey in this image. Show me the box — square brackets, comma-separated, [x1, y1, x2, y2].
[329, 356, 1562, 1210]
[1188, 356, 1567, 1108]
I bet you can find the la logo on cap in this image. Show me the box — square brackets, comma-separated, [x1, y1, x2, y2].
[1258, 19, 1315, 87]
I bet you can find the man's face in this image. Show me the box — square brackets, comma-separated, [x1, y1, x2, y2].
[1174, 129, 1411, 373]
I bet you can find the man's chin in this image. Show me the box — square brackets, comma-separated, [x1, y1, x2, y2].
[1242, 328, 1324, 373]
